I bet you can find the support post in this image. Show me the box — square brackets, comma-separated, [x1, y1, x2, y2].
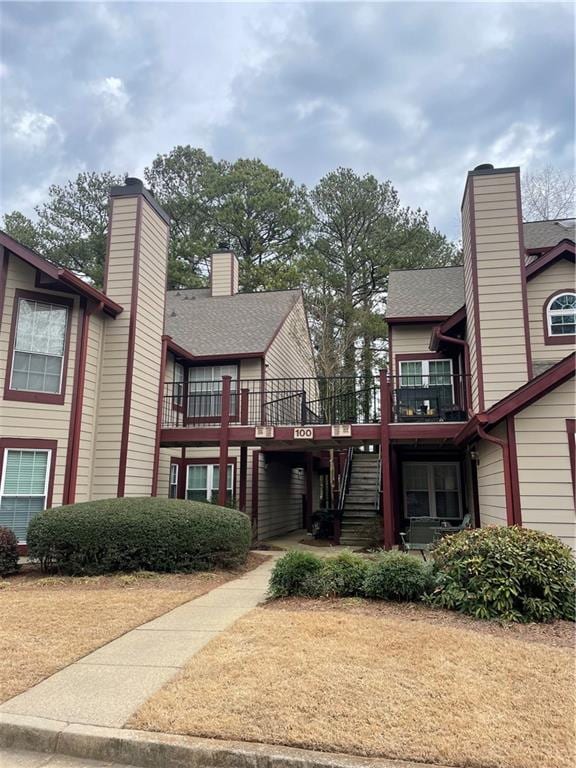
[251, 450, 260, 543]
[305, 453, 314, 532]
[218, 375, 232, 507]
[379, 370, 394, 549]
[151, 335, 169, 497]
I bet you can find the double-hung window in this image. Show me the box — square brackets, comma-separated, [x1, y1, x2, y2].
[547, 292, 576, 338]
[188, 365, 238, 419]
[186, 463, 234, 505]
[169, 463, 179, 498]
[0, 449, 51, 542]
[398, 359, 454, 415]
[10, 297, 69, 396]
[402, 462, 462, 519]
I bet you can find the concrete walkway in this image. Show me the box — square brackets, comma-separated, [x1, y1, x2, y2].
[0, 746, 142, 767]
[0, 557, 277, 729]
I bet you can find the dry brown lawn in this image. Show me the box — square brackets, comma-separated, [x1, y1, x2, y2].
[0, 553, 266, 704]
[131, 606, 575, 768]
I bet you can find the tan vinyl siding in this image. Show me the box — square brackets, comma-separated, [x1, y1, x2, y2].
[91, 196, 137, 499]
[527, 260, 575, 366]
[471, 172, 529, 408]
[75, 312, 105, 502]
[462, 191, 480, 412]
[0, 255, 78, 509]
[258, 458, 306, 540]
[265, 297, 315, 380]
[514, 378, 575, 551]
[391, 324, 436, 374]
[476, 423, 507, 527]
[210, 252, 238, 297]
[123, 199, 169, 496]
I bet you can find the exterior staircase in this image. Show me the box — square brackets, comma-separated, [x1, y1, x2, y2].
[339, 452, 381, 548]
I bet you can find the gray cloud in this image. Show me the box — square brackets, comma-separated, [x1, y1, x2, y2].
[1, 2, 573, 238]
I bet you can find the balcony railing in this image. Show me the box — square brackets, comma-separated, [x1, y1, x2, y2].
[162, 376, 381, 428]
[389, 373, 469, 423]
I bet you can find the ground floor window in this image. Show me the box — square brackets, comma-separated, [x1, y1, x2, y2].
[0, 449, 51, 541]
[186, 463, 234, 505]
[169, 463, 179, 498]
[402, 462, 462, 519]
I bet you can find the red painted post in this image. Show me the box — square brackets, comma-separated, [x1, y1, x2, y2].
[251, 450, 260, 542]
[218, 375, 232, 507]
[240, 387, 249, 425]
[239, 446, 248, 512]
[379, 370, 394, 549]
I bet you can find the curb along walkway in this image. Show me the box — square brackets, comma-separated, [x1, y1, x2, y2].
[0, 556, 277, 729]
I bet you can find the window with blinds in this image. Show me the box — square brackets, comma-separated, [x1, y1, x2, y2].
[186, 463, 234, 506]
[11, 299, 68, 394]
[188, 365, 238, 418]
[0, 449, 50, 541]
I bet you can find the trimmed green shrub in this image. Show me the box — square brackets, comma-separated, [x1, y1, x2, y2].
[27, 497, 251, 575]
[268, 551, 323, 598]
[363, 552, 434, 601]
[428, 526, 576, 623]
[0, 527, 19, 576]
[307, 552, 370, 597]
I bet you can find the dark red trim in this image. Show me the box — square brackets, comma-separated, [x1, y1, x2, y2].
[117, 196, 143, 497]
[467, 175, 485, 411]
[166, 336, 265, 364]
[251, 450, 260, 542]
[566, 419, 576, 504]
[435, 305, 467, 337]
[178, 456, 237, 502]
[379, 370, 394, 549]
[477, 424, 515, 526]
[0, 231, 122, 316]
[263, 292, 302, 354]
[305, 453, 314, 532]
[470, 454, 481, 528]
[0, 247, 9, 332]
[217, 375, 232, 506]
[515, 169, 533, 380]
[151, 336, 169, 496]
[506, 415, 522, 525]
[4, 289, 74, 405]
[387, 325, 393, 375]
[542, 289, 576, 346]
[526, 240, 575, 280]
[456, 353, 575, 444]
[62, 298, 91, 505]
[386, 315, 449, 325]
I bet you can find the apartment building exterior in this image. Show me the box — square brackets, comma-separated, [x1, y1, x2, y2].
[1, 165, 574, 551]
[386, 164, 575, 551]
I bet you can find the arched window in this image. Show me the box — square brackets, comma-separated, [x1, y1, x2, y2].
[547, 292, 576, 337]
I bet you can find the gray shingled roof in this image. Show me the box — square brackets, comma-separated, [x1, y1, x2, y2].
[165, 288, 301, 356]
[386, 266, 465, 319]
[523, 219, 575, 250]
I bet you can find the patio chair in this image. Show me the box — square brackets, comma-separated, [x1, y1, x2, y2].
[399, 517, 439, 560]
[433, 513, 472, 541]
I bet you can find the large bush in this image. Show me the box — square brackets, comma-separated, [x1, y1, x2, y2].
[363, 552, 434, 601]
[308, 552, 369, 597]
[429, 526, 576, 623]
[0, 527, 19, 576]
[27, 497, 251, 575]
[268, 551, 323, 598]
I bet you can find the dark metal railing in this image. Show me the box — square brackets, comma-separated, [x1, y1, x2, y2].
[389, 373, 469, 423]
[162, 376, 381, 428]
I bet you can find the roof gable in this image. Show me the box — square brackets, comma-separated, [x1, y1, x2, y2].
[386, 266, 465, 321]
[165, 288, 302, 358]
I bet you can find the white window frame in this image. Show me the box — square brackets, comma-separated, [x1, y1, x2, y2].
[402, 461, 462, 519]
[0, 448, 51, 543]
[169, 463, 179, 498]
[398, 359, 454, 411]
[546, 292, 576, 337]
[173, 363, 185, 408]
[187, 365, 239, 418]
[185, 463, 234, 504]
[10, 298, 68, 395]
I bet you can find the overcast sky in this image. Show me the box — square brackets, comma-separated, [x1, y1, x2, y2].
[1, 1, 574, 239]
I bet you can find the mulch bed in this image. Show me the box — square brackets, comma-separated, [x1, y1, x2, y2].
[264, 595, 575, 649]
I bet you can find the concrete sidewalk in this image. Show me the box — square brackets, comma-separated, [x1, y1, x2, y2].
[0, 556, 277, 729]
